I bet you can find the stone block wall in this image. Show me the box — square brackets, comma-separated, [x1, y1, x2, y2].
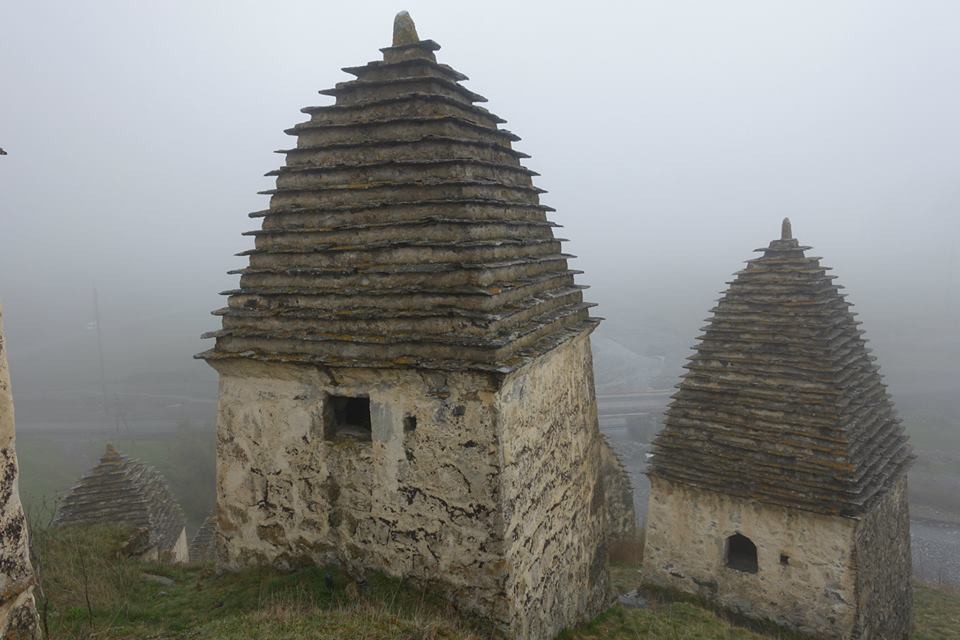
[852, 474, 912, 639]
[645, 477, 859, 637]
[212, 329, 615, 639]
[496, 332, 610, 639]
[212, 359, 510, 623]
[598, 436, 637, 542]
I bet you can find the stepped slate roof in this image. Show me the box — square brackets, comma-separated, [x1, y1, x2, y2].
[189, 513, 217, 563]
[197, 12, 596, 372]
[649, 219, 912, 517]
[54, 445, 186, 552]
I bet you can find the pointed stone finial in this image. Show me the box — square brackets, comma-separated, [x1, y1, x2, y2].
[393, 11, 420, 46]
[781, 217, 793, 240]
[104, 443, 119, 458]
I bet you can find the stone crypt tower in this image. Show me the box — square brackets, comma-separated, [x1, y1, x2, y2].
[199, 12, 621, 639]
[55, 445, 189, 564]
[645, 219, 913, 639]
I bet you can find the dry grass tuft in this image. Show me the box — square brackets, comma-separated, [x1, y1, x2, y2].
[29, 518, 143, 637]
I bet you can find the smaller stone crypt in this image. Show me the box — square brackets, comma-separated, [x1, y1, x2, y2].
[198, 12, 632, 640]
[645, 219, 914, 639]
[55, 445, 189, 564]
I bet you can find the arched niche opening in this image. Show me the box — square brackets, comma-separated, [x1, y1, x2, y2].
[725, 533, 758, 573]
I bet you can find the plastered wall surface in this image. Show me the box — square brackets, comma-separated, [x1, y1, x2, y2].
[496, 332, 611, 639]
[645, 477, 860, 638]
[213, 359, 510, 623]
[212, 330, 618, 639]
[852, 475, 912, 639]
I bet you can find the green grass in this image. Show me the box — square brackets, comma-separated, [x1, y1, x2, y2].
[580, 567, 808, 640]
[30, 526, 960, 640]
[914, 582, 960, 640]
[53, 562, 485, 639]
[32, 524, 491, 640]
[566, 604, 780, 640]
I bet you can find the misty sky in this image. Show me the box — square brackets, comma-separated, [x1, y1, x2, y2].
[1, 1, 957, 398]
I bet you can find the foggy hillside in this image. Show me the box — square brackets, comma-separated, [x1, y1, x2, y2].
[1, 0, 958, 585]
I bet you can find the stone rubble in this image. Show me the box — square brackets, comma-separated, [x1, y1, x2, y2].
[616, 590, 647, 609]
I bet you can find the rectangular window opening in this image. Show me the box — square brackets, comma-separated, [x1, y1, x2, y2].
[325, 395, 372, 441]
[403, 415, 417, 433]
[780, 554, 790, 566]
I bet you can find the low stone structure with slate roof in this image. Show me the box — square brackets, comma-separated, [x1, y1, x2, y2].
[644, 219, 913, 639]
[189, 513, 217, 564]
[55, 445, 189, 564]
[198, 12, 630, 640]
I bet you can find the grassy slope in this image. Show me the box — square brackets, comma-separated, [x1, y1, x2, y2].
[915, 584, 960, 640]
[33, 527, 960, 640]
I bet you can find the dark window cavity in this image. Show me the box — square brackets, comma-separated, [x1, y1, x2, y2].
[780, 553, 790, 566]
[403, 415, 417, 433]
[725, 533, 758, 573]
[325, 395, 372, 441]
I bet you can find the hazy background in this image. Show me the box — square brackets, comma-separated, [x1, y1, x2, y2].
[1, 0, 958, 579]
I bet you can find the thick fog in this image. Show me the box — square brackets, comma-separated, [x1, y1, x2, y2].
[1, 0, 958, 401]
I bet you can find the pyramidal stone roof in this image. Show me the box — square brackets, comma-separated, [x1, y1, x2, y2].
[54, 445, 186, 552]
[197, 12, 597, 373]
[650, 219, 913, 517]
[189, 513, 217, 563]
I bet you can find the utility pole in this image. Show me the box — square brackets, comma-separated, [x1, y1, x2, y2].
[93, 288, 108, 419]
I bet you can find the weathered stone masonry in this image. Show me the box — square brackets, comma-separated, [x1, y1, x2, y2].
[646, 219, 913, 639]
[497, 332, 610, 639]
[200, 12, 632, 639]
[0, 308, 41, 639]
[212, 360, 508, 619]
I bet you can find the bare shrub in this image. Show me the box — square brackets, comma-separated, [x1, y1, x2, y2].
[26, 507, 142, 637]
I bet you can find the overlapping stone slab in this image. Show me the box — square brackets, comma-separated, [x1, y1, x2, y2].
[198, 12, 595, 372]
